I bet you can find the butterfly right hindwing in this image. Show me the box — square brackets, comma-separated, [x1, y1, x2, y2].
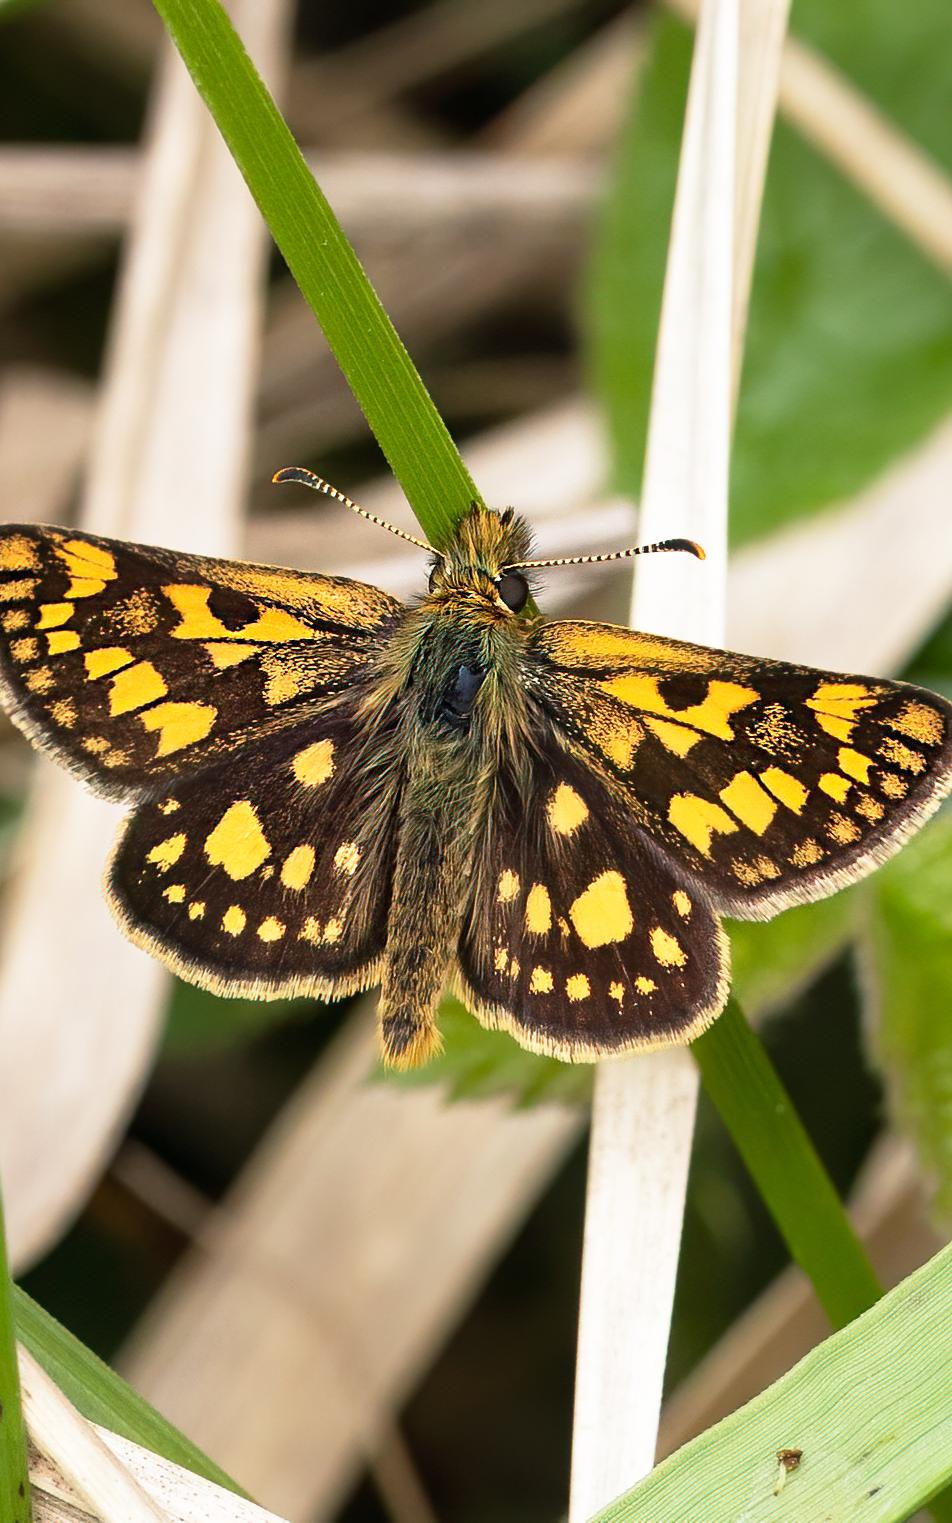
[108, 709, 400, 1000]
[456, 750, 728, 1061]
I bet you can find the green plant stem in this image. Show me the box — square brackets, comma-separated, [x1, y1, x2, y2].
[150, 0, 480, 549]
[0, 1199, 31, 1522]
[693, 997, 882, 1328]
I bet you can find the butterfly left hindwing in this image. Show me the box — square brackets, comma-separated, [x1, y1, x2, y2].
[108, 709, 399, 1001]
[456, 751, 728, 1061]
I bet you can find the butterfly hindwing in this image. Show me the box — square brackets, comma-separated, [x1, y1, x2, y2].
[456, 751, 728, 1061]
[529, 621, 952, 918]
[0, 524, 401, 799]
[108, 709, 399, 999]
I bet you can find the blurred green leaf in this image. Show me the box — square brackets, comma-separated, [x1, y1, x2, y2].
[864, 808, 952, 1221]
[728, 891, 858, 1019]
[161, 978, 314, 1056]
[0, 1201, 30, 1523]
[588, 13, 952, 547]
[589, 1239, 952, 1523]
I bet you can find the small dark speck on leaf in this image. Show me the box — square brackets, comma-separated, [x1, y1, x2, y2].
[773, 1447, 803, 1496]
[868, 1487, 882, 1498]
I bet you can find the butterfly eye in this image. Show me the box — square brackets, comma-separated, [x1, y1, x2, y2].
[495, 571, 529, 613]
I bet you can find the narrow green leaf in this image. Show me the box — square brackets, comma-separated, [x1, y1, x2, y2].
[729, 890, 857, 1019]
[864, 810, 952, 1221]
[150, 0, 480, 548]
[692, 999, 882, 1329]
[588, 1239, 952, 1523]
[0, 1202, 31, 1523]
[14, 1288, 246, 1498]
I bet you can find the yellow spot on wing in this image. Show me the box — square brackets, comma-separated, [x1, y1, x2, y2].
[204, 641, 254, 669]
[668, 794, 738, 855]
[292, 739, 334, 787]
[879, 773, 908, 799]
[46, 630, 80, 655]
[164, 583, 316, 643]
[0, 534, 40, 571]
[205, 800, 270, 879]
[827, 813, 861, 845]
[163, 884, 186, 904]
[807, 682, 876, 718]
[140, 701, 216, 757]
[188, 901, 205, 920]
[651, 927, 686, 968]
[890, 700, 944, 746]
[790, 838, 824, 866]
[257, 917, 285, 942]
[109, 660, 167, 716]
[37, 602, 73, 629]
[601, 675, 758, 741]
[530, 965, 553, 994]
[323, 918, 342, 944]
[300, 917, 321, 943]
[566, 974, 590, 1002]
[147, 833, 186, 871]
[644, 715, 702, 756]
[672, 890, 692, 918]
[525, 883, 552, 934]
[609, 981, 625, 1004]
[10, 638, 38, 661]
[815, 713, 854, 742]
[222, 905, 246, 935]
[855, 793, 885, 823]
[50, 698, 76, 727]
[494, 948, 509, 973]
[2, 610, 29, 631]
[819, 772, 851, 803]
[635, 976, 657, 994]
[498, 869, 520, 903]
[719, 771, 777, 835]
[334, 841, 360, 875]
[66, 577, 106, 599]
[837, 748, 874, 784]
[761, 767, 808, 813]
[281, 844, 315, 890]
[0, 578, 37, 602]
[878, 737, 926, 774]
[26, 667, 53, 694]
[60, 538, 116, 576]
[85, 647, 133, 679]
[546, 783, 588, 836]
[569, 871, 633, 949]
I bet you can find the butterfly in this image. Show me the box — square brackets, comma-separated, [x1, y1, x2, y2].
[0, 468, 949, 1067]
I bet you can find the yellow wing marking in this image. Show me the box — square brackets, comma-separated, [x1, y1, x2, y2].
[650, 927, 686, 968]
[291, 739, 335, 787]
[719, 771, 777, 835]
[108, 660, 167, 716]
[668, 794, 739, 855]
[204, 800, 271, 879]
[600, 675, 758, 742]
[164, 584, 317, 644]
[140, 701, 216, 757]
[525, 884, 552, 934]
[546, 783, 588, 836]
[569, 871, 633, 949]
[760, 767, 808, 813]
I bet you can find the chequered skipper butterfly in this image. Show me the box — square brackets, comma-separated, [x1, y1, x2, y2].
[0, 468, 949, 1066]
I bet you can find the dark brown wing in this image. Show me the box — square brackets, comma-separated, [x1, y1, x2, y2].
[455, 749, 728, 1061]
[0, 524, 402, 799]
[107, 708, 400, 1000]
[527, 621, 952, 918]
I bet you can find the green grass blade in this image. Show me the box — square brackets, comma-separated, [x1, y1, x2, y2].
[13, 1288, 247, 1498]
[150, 0, 481, 548]
[0, 1201, 31, 1522]
[692, 997, 882, 1329]
[588, 1238, 952, 1523]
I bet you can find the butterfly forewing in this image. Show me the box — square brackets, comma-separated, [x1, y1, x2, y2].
[0, 525, 400, 799]
[456, 752, 728, 1060]
[108, 710, 399, 1000]
[530, 622, 952, 919]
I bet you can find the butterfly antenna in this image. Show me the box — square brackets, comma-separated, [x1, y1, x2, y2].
[273, 466, 436, 553]
[513, 537, 705, 570]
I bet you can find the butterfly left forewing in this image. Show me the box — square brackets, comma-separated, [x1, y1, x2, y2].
[108, 708, 399, 1000]
[455, 752, 728, 1060]
[529, 620, 952, 918]
[0, 524, 400, 799]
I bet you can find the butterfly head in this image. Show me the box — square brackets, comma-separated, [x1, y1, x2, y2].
[426, 504, 535, 617]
